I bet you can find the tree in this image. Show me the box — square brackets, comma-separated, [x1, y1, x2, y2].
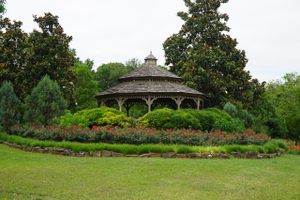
[125, 58, 142, 71]
[265, 73, 300, 143]
[0, 81, 21, 132]
[27, 13, 75, 105]
[0, 18, 29, 99]
[163, 0, 264, 108]
[0, 0, 5, 15]
[24, 75, 67, 125]
[95, 63, 131, 91]
[73, 61, 98, 111]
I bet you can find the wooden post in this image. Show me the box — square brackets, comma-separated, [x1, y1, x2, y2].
[117, 98, 126, 112]
[172, 97, 184, 110]
[143, 96, 157, 113]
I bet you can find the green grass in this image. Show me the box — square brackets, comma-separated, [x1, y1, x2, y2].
[0, 132, 287, 154]
[0, 144, 299, 200]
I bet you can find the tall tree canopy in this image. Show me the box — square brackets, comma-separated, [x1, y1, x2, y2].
[73, 60, 98, 111]
[0, 12, 76, 103]
[27, 13, 75, 104]
[163, 0, 264, 108]
[95, 63, 132, 91]
[0, 18, 29, 99]
[265, 73, 300, 143]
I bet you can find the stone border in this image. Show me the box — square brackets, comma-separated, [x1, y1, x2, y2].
[0, 141, 285, 159]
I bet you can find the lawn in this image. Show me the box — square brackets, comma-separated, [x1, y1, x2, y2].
[0, 144, 299, 200]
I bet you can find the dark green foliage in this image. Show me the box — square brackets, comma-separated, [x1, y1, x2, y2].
[237, 109, 254, 128]
[59, 107, 131, 128]
[0, 0, 5, 15]
[164, 110, 202, 130]
[0, 81, 21, 132]
[27, 13, 75, 105]
[251, 95, 288, 139]
[138, 108, 174, 129]
[139, 108, 245, 132]
[0, 18, 29, 99]
[95, 63, 131, 91]
[264, 73, 300, 143]
[128, 104, 148, 118]
[163, 0, 265, 107]
[24, 75, 67, 125]
[73, 61, 98, 111]
[0, 13, 76, 103]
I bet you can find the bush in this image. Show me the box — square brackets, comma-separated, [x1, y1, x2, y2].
[60, 107, 132, 128]
[223, 102, 238, 118]
[139, 108, 244, 132]
[138, 108, 174, 128]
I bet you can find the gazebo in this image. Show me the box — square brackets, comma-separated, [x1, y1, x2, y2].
[96, 52, 205, 113]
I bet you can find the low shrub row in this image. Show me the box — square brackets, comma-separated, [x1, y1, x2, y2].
[138, 108, 245, 132]
[59, 107, 246, 133]
[59, 107, 133, 128]
[10, 125, 270, 146]
[0, 132, 287, 154]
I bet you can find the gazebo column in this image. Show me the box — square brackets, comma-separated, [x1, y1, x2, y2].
[117, 98, 126, 112]
[143, 96, 157, 113]
[172, 97, 184, 110]
[196, 98, 200, 110]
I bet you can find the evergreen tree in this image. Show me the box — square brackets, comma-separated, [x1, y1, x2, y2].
[0, 0, 5, 15]
[163, 0, 264, 107]
[24, 75, 67, 125]
[0, 81, 21, 132]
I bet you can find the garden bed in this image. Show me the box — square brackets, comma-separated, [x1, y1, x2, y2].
[0, 132, 286, 159]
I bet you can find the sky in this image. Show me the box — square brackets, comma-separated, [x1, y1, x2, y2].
[5, 0, 300, 82]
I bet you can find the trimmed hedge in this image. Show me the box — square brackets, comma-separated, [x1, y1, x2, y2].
[59, 107, 132, 128]
[0, 132, 287, 154]
[138, 108, 245, 132]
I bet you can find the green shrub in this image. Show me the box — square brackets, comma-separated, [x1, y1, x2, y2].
[139, 108, 244, 132]
[223, 102, 238, 118]
[163, 110, 202, 129]
[60, 107, 131, 128]
[138, 108, 174, 128]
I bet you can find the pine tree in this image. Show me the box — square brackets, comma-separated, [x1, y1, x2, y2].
[0, 81, 21, 132]
[24, 75, 67, 125]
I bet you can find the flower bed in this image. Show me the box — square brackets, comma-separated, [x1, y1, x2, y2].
[288, 146, 300, 155]
[9, 125, 270, 146]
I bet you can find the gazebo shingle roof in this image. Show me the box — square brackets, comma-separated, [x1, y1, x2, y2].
[96, 52, 205, 99]
[98, 80, 204, 98]
[119, 64, 182, 81]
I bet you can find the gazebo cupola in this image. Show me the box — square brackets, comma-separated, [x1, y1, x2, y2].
[144, 51, 157, 67]
[96, 52, 206, 113]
